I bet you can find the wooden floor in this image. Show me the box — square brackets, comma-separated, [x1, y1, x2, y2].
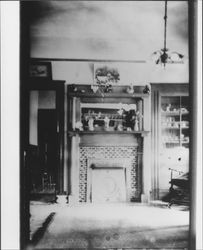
[29, 202, 189, 249]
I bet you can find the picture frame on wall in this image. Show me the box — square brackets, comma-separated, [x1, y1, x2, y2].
[29, 62, 52, 80]
[94, 63, 121, 85]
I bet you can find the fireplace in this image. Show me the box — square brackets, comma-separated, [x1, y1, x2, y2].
[67, 84, 151, 204]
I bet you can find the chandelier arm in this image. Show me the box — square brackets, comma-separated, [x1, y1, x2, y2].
[163, 0, 168, 52]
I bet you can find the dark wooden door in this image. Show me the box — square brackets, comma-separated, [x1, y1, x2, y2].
[38, 109, 58, 189]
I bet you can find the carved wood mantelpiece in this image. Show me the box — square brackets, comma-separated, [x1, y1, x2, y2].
[67, 84, 151, 204]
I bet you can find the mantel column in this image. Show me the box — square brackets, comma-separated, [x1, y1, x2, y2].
[68, 134, 80, 204]
[141, 133, 151, 203]
[141, 94, 151, 203]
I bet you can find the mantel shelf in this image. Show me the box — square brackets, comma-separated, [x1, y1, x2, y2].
[68, 93, 149, 98]
[68, 130, 150, 137]
[67, 84, 150, 98]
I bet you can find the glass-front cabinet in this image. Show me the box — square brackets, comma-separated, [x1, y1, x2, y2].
[161, 96, 189, 148]
[151, 84, 189, 200]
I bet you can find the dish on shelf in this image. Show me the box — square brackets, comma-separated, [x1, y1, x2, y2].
[180, 108, 189, 113]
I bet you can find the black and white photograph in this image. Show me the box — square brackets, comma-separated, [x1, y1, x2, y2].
[1, 1, 202, 250]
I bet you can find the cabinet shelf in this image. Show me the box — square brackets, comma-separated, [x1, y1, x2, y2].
[162, 127, 189, 130]
[163, 141, 189, 144]
[162, 124, 189, 129]
[161, 111, 189, 116]
[161, 111, 180, 116]
[162, 127, 180, 130]
[163, 141, 180, 144]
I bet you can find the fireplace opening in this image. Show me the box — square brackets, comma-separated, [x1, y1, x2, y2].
[91, 167, 126, 203]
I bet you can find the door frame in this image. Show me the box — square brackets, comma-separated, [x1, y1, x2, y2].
[27, 79, 65, 194]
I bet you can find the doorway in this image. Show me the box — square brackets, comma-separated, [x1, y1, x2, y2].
[28, 81, 65, 195]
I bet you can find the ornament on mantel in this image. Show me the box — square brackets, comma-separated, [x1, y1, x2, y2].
[134, 117, 139, 131]
[69, 84, 85, 94]
[91, 83, 113, 96]
[143, 85, 150, 94]
[75, 121, 83, 131]
[126, 84, 134, 94]
[104, 116, 110, 131]
[69, 84, 77, 92]
[88, 117, 94, 131]
[91, 85, 99, 93]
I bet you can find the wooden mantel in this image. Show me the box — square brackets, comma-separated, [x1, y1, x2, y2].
[67, 84, 152, 204]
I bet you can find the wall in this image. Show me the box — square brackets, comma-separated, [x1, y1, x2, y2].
[29, 1, 189, 85]
[50, 61, 151, 84]
[42, 60, 189, 85]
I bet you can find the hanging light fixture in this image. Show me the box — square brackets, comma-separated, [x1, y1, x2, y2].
[152, 0, 186, 68]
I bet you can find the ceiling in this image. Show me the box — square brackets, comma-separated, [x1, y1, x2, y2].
[27, 1, 188, 61]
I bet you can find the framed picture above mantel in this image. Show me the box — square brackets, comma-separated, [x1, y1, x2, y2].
[29, 61, 52, 80]
[94, 63, 121, 85]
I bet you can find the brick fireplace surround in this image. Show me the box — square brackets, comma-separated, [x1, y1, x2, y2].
[68, 134, 145, 204]
[79, 145, 142, 202]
